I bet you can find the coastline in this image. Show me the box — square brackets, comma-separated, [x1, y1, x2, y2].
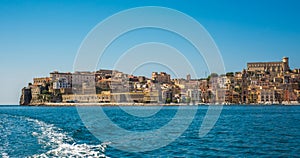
[30, 102, 197, 106]
[22, 102, 300, 106]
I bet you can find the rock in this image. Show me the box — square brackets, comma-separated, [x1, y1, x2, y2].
[19, 87, 32, 105]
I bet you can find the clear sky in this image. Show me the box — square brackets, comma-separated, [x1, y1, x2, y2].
[0, 0, 299, 104]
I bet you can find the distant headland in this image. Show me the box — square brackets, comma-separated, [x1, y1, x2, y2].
[20, 57, 300, 106]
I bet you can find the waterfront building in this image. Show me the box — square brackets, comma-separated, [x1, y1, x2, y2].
[257, 87, 276, 104]
[241, 69, 249, 104]
[20, 56, 300, 105]
[215, 88, 227, 104]
[161, 89, 173, 103]
[143, 90, 160, 103]
[59, 88, 73, 95]
[62, 91, 111, 103]
[186, 89, 201, 104]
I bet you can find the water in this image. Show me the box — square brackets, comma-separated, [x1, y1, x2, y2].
[0, 105, 299, 157]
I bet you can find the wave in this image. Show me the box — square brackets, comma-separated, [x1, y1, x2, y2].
[1, 153, 9, 158]
[0, 114, 109, 158]
[25, 118, 110, 158]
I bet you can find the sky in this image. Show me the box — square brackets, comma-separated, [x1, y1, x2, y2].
[0, 0, 300, 104]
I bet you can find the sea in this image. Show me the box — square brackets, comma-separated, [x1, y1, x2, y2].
[0, 105, 299, 157]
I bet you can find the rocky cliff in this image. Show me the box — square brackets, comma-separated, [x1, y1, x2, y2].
[19, 87, 32, 105]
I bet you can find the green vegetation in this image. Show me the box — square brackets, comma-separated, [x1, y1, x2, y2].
[207, 73, 219, 81]
[226, 72, 234, 77]
[166, 98, 172, 104]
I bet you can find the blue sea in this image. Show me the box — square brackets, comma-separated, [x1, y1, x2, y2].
[0, 105, 299, 157]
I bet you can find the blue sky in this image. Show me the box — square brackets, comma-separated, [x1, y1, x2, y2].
[0, 0, 299, 104]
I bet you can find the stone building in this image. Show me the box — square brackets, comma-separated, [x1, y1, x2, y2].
[152, 72, 171, 83]
[19, 86, 32, 105]
[50, 71, 72, 84]
[33, 77, 50, 86]
[72, 71, 95, 86]
[247, 57, 290, 73]
[53, 77, 70, 89]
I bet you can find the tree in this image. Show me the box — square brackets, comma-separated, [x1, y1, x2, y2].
[186, 97, 191, 103]
[211, 73, 218, 77]
[166, 98, 172, 104]
[226, 72, 234, 77]
[42, 90, 49, 94]
[207, 73, 218, 81]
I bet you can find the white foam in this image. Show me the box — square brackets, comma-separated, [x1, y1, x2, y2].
[36, 143, 110, 157]
[0, 114, 11, 157]
[26, 118, 110, 158]
[2, 152, 9, 158]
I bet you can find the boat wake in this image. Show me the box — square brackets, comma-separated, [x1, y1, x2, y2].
[26, 118, 110, 158]
[0, 114, 109, 158]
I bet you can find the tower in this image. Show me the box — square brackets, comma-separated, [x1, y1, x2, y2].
[282, 57, 290, 72]
[187, 74, 191, 81]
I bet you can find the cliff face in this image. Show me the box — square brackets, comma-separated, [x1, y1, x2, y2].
[19, 84, 63, 105]
[19, 87, 32, 105]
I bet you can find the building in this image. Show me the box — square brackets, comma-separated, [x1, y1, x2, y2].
[152, 72, 171, 83]
[95, 69, 113, 81]
[161, 89, 173, 103]
[257, 87, 275, 104]
[50, 71, 72, 84]
[247, 57, 290, 73]
[20, 55, 300, 105]
[62, 94, 98, 103]
[19, 86, 32, 105]
[255, 86, 283, 104]
[186, 89, 201, 104]
[33, 77, 50, 86]
[186, 74, 191, 81]
[217, 76, 228, 89]
[72, 71, 95, 86]
[53, 77, 70, 89]
[215, 88, 226, 104]
[62, 91, 111, 103]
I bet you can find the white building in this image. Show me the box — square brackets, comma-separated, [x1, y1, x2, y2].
[50, 71, 72, 85]
[72, 71, 95, 86]
[186, 89, 201, 103]
[217, 76, 228, 89]
[258, 87, 276, 104]
[53, 77, 70, 89]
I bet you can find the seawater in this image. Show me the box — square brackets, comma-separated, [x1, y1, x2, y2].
[0, 105, 299, 157]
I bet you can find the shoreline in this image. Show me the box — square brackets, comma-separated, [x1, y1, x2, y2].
[31, 102, 196, 106]
[21, 102, 300, 106]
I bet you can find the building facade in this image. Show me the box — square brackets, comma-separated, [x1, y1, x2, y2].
[152, 72, 171, 83]
[247, 57, 290, 73]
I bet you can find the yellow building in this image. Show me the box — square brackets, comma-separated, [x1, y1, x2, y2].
[62, 91, 111, 103]
[247, 57, 290, 73]
[33, 77, 50, 86]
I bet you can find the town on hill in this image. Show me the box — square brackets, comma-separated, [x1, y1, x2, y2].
[20, 57, 300, 105]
